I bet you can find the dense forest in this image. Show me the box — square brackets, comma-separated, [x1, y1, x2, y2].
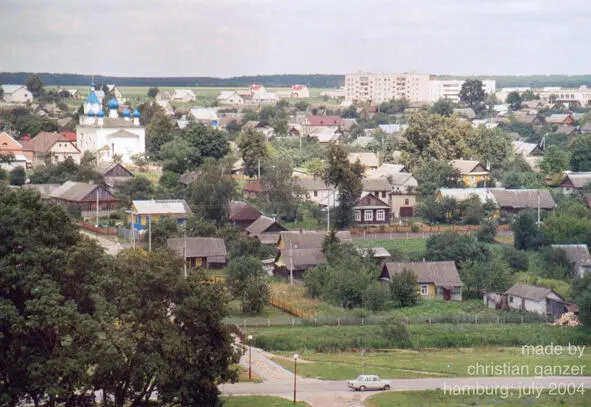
[2, 72, 591, 89]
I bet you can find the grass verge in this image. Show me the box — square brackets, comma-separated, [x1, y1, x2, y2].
[365, 390, 589, 407]
[221, 395, 310, 406]
[268, 347, 591, 380]
[356, 238, 427, 260]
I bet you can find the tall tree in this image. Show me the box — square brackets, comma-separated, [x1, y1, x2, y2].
[414, 160, 462, 198]
[8, 166, 26, 185]
[570, 134, 591, 172]
[429, 98, 455, 116]
[468, 127, 512, 171]
[25, 74, 44, 97]
[459, 79, 485, 107]
[539, 145, 569, 175]
[400, 111, 476, 169]
[236, 128, 268, 177]
[146, 108, 175, 158]
[258, 158, 303, 221]
[186, 158, 236, 223]
[147, 86, 159, 98]
[506, 91, 522, 110]
[512, 210, 546, 250]
[323, 143, 364, 228]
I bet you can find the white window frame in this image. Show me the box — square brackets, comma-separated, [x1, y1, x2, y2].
[364, 210, 373, 221]
[376, 210, 385, 221]
[354, 210, 361, 222]
[420, 285, 428, 295]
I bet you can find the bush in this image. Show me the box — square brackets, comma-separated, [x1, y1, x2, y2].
[9, 166, 26, 186]
[477, 219, 497, 243]
[502, 246, 529, 272]
[379, 314, 411, 347]
[240, 275, 270, 314]
[363, 283, 390, 311]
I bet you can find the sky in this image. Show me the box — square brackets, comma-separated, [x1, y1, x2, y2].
[1, 0, 591, 77]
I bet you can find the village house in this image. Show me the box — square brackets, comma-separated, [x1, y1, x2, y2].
[20, 131, 81, 165]
[546, 113, 576, 126]
[512, 141, 543, 157]
[362, 177, 391, 201]
[485, 283, 566, 319]
[511, 111, 545, 126]
[303, 115, 344, 135]
[348, 152, 379, 173]
[49, 181, 120, 218]
[242, 180, 263, 200]
[0, 132, 28, 170]
[242, 121, 275, 139]
[216, 91, 244, 106]
[189, 107, 219, 126]
[155, 90, 172, 101]
[489, 188, 555, 213]
[308, 127, 342, 144]
[353, 193, 391, 225]
[246, 215, 288, 245]
[450, 159, 489, 187]
[1, 84, 33, 103]
[380, 261, 463, 301]
[252, 92, 279, 104]
[388, 173, 418, 218]
[171, 89, 196, 102]
[291, 85, 310, 98]
[357, 247, 391, 265]
[278, 230, 353, 250]
[552, 244, 591, 278]
[96, 162, 135, 190]
[295, 177, 338, 207]
[106, 85, 124, 103]
[249, 84, 267, 95]
[274, 247, 326, 280]
[229, 200, 262, 230]
[167, 237, 227, 269]
[129, 199, 192, 231]
[559, 172, 591, 194]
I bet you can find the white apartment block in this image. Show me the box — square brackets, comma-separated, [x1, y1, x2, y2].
[537, 86, 591, 106]
[345, 72, 430, 104]
[429, 79, 496, 103]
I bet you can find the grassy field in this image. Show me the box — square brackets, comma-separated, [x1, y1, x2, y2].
[365, 390, 589, 407]
[268, 347, 591, 380]
[356, 238, 427, 260]
[245, 324, 591, 352]
[221, 396, 309, 406]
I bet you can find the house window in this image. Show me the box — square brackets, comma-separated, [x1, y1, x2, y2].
[364, 210, 373, 221]
[420, 285, 428, 295]
[453, 287, 461, 296]
[509, 296, 514, 303]
[404, 198, 409, 205]
[470, 176, 475, 183]
[314, 190, 318, 197]
[355, 210, 361, 222]
[376, 210, 385, 221]
[382, 191, 387, 198]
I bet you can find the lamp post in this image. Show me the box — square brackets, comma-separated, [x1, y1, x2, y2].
[293, 354, 298, 404]
[247, 335, 253, 379]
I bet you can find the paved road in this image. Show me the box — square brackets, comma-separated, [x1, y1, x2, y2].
[80, 231, 133, 256]
[221, 344, 591, 406]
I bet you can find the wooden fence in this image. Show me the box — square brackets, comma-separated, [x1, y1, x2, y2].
[78, 221, 117, 236]
[269, 296, 314, 320]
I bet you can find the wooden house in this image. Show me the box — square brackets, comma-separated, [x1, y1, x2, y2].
[167, 237, 227, 269]
[49, 181, 119, 218]
[353, 193, 391, 225]
[229, 201, 262, 230]
[380, 261, 463, 301]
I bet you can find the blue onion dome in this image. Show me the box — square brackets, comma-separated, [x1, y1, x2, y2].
[133, 108, 141, 118]
[90, 81, 95, 87]
[86, 91, 99, 104]
[108, 98, 119, 109]
[87, 111, 95, 117]
[97, 110, 105, 117]
[123, 109, 131, 117]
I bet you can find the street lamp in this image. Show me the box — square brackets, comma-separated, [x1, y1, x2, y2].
[247, 335, 253, 379]
[293, 354, 298, 404]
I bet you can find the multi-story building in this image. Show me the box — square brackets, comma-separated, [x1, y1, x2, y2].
[429, 79, 496, 103]
[345, 72, 430, 104]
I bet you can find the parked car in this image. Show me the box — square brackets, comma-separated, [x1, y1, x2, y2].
[347, 375, 391, 391]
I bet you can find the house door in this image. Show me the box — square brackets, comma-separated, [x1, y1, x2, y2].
[443, 288, 451, 301]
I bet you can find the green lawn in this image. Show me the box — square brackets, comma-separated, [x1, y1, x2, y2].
[365, 390, 589, 407]
[221, 396, 310, 406]
[246, 324, 591, 352]
[268, 347, 591, 380]
[356, 238, 427, 260]
[225, 301, 303, 327]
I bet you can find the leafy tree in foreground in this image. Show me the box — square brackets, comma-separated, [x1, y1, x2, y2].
[226, 255, 266, 298]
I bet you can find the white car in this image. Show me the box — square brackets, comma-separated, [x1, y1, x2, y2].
[347, 375, 391, 391]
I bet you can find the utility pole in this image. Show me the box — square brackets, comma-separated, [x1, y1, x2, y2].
[289, 240, 294, 286]
[258, 158, 261, 179]
[148, 216, 152, 252]
[95, 188, 99, 227]
[537, 189, 541, 225]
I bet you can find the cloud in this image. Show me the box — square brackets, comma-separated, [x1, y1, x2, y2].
[0, 0, 590, 76]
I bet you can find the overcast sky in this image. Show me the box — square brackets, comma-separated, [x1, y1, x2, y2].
[1, 0, 590, 77]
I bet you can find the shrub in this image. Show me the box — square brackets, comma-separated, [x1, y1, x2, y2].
[380, 314, 411, 347]
[477, 219, 497, 243]
[502, 246, 529, 272]
[240, 275, 269, 314]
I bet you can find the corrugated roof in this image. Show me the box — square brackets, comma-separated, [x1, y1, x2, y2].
[229, 201, 261, 222]
[167, 237, 227, 260]
[362, 177, 391, 192]
[505, 283, 561, 302]
[512, 141, 540, 156]
[246, 216, 285, 235]
[132, 199, 191, 215]
[280, 230, 352, 249]
[49, 181, 102, 202]
[450, 160, 487, 175]
[279, 248, 327, 271]
[349, 152, 379, 168]
[490, 189, 555, 209]
[296, 177, 335, 191]
[382, 261, 463, 287]
[563, 172, 591, 189]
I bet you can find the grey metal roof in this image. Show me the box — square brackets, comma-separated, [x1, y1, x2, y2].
[132, 199, 191, 215]
[382, 261, 463, 287]
[279, 247, 327, 271]
[49, 181, 102, 201]
[505, 283, 562, 302]
[246, 216, 284, 235]
[229, 201, 261, 222]
[280, 230, 352, 249]
[490, 189, 555, 210]
[362, 177, 391, 192]
[563, 172, 591, 189]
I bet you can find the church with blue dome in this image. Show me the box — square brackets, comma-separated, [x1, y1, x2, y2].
[76, 81, 146, 164]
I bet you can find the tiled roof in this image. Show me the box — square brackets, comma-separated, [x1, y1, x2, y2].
[305, 115, 344, 126]
[382, 261, 463, 287]
[21, 132, 73, 153]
